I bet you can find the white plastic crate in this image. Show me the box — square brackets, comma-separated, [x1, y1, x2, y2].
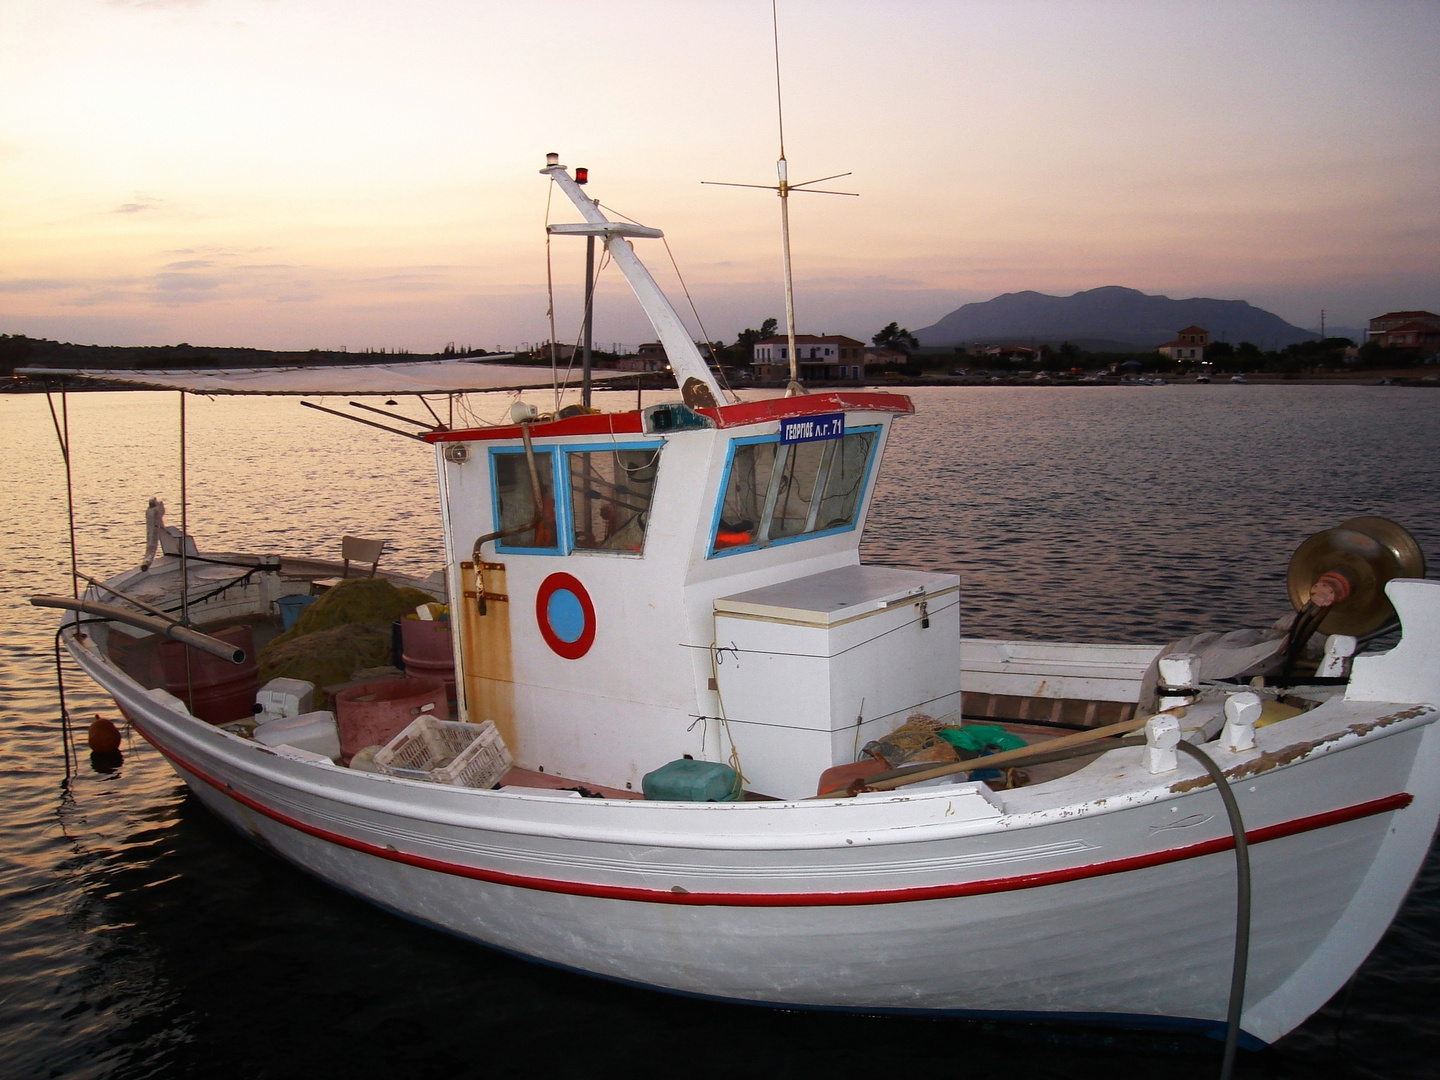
[374, 716, 511, 789]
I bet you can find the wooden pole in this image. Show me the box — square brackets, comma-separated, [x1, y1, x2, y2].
[813, 713, 1155, 798]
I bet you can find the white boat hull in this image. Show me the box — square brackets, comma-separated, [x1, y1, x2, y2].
[71, 618, 1440, 1046]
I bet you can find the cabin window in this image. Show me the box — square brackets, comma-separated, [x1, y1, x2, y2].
[567, 447, 660, 553]
[710, 427, 878, 556]
[491, 449, 560, 552]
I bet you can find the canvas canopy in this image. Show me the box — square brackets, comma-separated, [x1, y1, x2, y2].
[17, 359, 635, 396]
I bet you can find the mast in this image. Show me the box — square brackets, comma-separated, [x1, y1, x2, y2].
[701, 1, 856, 395]
[583, 233, 595, 408]
[543, 159, 726, 404]
[774, 0, 799, 392]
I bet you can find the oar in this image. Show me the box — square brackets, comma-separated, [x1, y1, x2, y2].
[811, 712, 1155, 799]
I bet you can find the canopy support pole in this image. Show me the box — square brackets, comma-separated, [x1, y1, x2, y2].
[300, 401, 426, 440]
[42, 379, 80, 600]
[179, 391, 190, 628]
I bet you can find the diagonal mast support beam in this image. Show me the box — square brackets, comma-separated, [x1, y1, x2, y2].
[542, 162, 725, 403]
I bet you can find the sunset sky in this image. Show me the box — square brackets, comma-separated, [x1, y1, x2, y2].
[2, 0, 1436, 353]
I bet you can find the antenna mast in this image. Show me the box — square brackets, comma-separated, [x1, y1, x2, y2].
[773, 0, 800, 392]
[703, 0, 856, 396]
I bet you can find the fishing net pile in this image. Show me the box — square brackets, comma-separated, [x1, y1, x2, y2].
[864, 714, 1028, 768]
[258, 578, 435, 690]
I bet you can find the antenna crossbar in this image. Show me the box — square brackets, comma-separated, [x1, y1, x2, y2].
[699, 0, 857, 394]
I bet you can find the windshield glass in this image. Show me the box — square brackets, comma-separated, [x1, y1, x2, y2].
[568, 447, 660, 553]
[712, 429, 875, 555]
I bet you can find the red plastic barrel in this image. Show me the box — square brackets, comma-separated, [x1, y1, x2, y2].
[334, 676, 448, 762]
[158, 625, 260, 725]
[816, 758, 888, 797]
[399, 618, 457, 711]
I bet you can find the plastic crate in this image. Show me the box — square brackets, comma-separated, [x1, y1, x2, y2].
[374, 716, 511, 789]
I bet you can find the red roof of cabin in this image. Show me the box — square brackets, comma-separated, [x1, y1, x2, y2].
[425, 391, 914, 443]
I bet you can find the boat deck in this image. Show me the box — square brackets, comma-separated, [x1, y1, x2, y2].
[100, 605, 1103, 800]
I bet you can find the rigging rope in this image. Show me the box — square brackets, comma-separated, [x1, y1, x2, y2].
[597, 200, 738, 404]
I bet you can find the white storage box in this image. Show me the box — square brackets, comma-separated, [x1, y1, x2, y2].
[713, 564, 961, 800]
[255, 678, 315, 724]
[375, 717, 511, 788]
[254, 710, 341, 762]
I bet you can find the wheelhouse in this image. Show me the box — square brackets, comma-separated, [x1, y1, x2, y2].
[427, 391, 963, 799]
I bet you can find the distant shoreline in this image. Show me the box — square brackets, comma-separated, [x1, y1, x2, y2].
[7, 370, 1437, 395]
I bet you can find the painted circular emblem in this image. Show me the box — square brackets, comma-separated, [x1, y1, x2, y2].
[535, 572, 596, 660]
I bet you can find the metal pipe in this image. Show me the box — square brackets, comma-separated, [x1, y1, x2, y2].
[31, 595, 246, 663]
[43, 381, 80, 599]
[347, 401, 435, 428]
[179, 391, 190, 627]
[779, 157, 799, 392]
[300, 400, 426, 440]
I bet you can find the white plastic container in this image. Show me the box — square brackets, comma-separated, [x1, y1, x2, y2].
[255, 677, 315, 723]
[254, 710, 341, 762]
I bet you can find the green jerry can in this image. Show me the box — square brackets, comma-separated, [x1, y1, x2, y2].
[641, 758, 743, 802]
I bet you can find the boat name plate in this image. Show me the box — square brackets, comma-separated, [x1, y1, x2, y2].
[779, 412, 845, 444]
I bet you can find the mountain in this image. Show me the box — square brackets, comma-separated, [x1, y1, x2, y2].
[914, 286, 1315, 351]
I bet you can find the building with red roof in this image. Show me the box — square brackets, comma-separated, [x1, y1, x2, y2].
[1157, 325, 1209, 361]
[1368, 311, 1440, 352]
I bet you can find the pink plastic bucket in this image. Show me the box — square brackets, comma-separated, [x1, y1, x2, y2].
[334, 676, 448, 761]
[399, 618, 457, 711]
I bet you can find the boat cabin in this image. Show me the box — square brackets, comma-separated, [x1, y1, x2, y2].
[429, 392, 961, 799]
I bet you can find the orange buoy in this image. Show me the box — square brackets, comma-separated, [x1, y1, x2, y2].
[87, 715, 122, 755]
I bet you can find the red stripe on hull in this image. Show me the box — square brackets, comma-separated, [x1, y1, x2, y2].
[141, 726, 1412, 909]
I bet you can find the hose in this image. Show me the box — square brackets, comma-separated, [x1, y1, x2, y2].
[1177, 740, 1251, 1080]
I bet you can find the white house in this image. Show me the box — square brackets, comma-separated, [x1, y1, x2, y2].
[1157, 326, 1209, 362]
[752, 334, 866, 382]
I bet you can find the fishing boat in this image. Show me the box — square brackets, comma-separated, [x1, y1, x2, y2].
[23, 159, 1440, 1061]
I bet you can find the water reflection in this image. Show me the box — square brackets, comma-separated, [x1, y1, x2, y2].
[2, 386, 1438, 1079]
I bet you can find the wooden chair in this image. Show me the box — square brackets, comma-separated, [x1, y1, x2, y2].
[312, 535, 387, 592]
[340, 535, 386, 578]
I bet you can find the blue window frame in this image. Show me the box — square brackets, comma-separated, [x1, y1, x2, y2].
[708, 425, 880, 557]
[490, 447, 562, 555]
[565, 442, 662, 555]
[490, 440, 663, 557]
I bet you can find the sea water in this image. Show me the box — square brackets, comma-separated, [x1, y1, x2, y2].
[1, 384, 1437, 1079]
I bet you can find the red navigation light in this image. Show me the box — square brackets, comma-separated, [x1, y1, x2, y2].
[575, 167, 589, 185]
